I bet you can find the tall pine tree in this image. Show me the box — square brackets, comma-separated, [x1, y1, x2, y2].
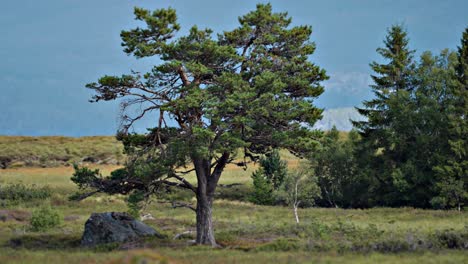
[353, 25, 417, 206]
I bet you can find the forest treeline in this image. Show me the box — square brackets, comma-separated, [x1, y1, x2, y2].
[309, 26, 467, 210]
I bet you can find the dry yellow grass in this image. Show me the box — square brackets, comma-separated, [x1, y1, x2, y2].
[0, 136, 124, 168]
[0, 149, 301, 189]
[0, 165, 121, 192]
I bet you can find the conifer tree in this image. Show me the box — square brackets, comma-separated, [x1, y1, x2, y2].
[432, 28, 468, 210]
[353, 25, 417, 206]
[72, 4, 327, 246]
[411, 49, 457, 207]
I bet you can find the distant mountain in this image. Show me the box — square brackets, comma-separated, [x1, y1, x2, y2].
[313, 107, 365, 131]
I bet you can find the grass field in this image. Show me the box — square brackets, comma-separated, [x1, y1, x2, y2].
[0, 164, 466, 264]
[0, 136, 124, 168]
[0, 133, 347, 169]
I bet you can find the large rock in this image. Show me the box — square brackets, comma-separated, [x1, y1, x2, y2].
[81, 212, 164, 247]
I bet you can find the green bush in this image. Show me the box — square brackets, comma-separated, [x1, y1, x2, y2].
[434, 228, 468, 249]
[30, 206, 62, 231]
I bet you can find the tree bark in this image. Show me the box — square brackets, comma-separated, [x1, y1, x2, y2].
[192, 153, 230, 246]
[195, 190, 216, 246]
[294, 203, 300, 224]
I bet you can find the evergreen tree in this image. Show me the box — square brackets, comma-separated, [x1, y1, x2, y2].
[259, 150, 288, 190]
[432, 28, 468, 210]
[250, 149, 288, 205]
[353, 25, 417, 206]
[410, 50, 458, 207]
[72, 4, 327, 246]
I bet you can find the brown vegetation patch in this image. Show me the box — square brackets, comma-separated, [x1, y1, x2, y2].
[106, 249, 178, 264]
[64, 215, 81, 221]
[0, 210, 31, 222]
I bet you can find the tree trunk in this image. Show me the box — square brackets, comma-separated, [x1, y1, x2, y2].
[195, 191, 216, 246]
[293, 203, 300, 224]
[192, 153, 229, 246]
[293, 181, 300, 224]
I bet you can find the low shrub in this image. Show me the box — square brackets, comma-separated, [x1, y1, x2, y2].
[434, 228, 468, 249]
[255, 238, 302, 251]
[30, 206, 62, 231]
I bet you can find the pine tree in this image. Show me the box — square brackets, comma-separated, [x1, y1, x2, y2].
[73, 3, 327, 246]
[353, 25, 417, 206]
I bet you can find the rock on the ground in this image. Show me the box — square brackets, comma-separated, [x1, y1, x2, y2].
[81, 212, 164, 247]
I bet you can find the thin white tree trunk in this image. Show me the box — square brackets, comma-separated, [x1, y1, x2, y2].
[294, 181, 300, 224]
[294, 203, 299, 224]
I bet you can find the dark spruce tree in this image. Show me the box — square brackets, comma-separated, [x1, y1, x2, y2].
[432, 28, 468, 210]
[73, 4, 327, 246]
[353, 25, 417, 206]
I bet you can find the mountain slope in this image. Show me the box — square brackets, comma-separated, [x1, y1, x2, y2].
[314, 107, 365, 131]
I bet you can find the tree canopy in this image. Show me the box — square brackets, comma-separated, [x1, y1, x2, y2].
[74, 3, 328, 246]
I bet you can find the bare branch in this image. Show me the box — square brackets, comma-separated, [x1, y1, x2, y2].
[167, 173, 197, 192]
[171, 201, 196, 212]
[120, 105, 159, 132]
[156, 200, 196, 212]
[173, 230, 195, 240]
[175, 167, 196, 174]
[158, 180, 195, 193]
[69, 190, 100, 201]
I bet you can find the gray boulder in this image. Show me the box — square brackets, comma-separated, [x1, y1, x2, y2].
[81, 212, 164, 247]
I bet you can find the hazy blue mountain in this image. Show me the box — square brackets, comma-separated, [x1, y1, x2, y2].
[314, 107, 365, 131]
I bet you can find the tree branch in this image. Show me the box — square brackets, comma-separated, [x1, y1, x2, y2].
[166, 173, 197, 193]
[171, 201, 196, 212]
[208, 152, 230, 193]
[177, 66, 191, 86]
[69, 190, 100, 201]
